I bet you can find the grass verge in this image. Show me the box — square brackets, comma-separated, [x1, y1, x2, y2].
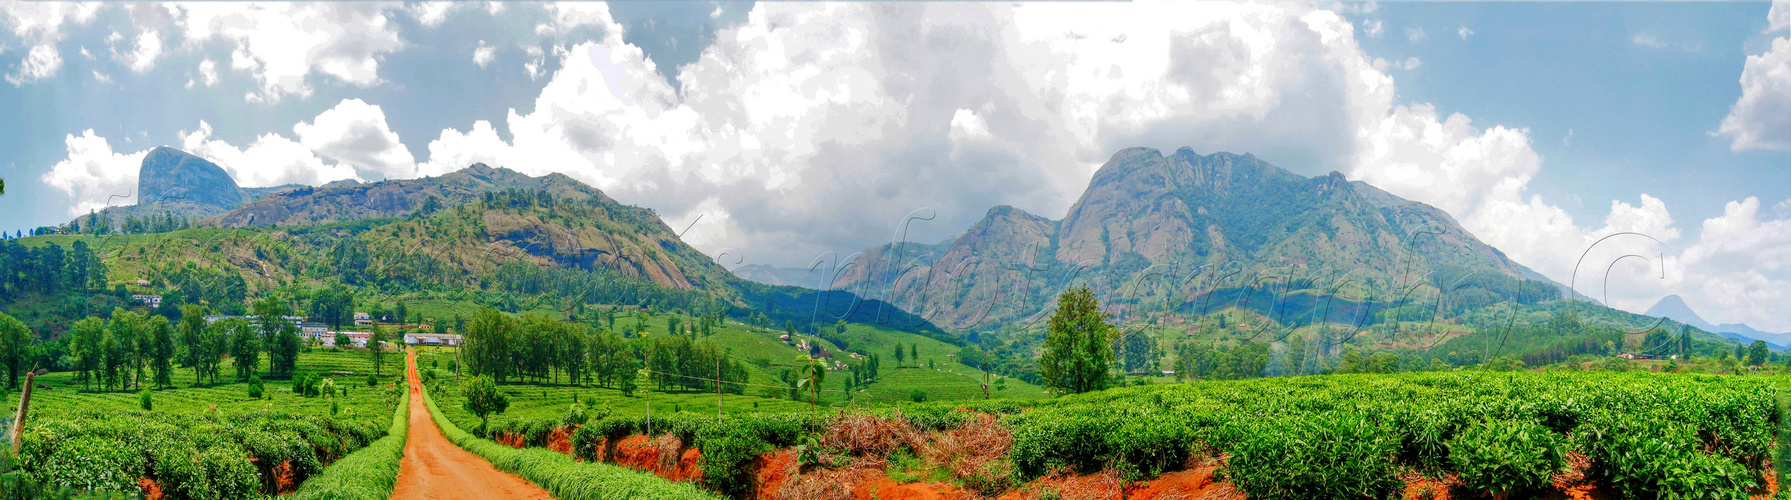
[419, 380, 724, 500]
[291, 390, 411, 500]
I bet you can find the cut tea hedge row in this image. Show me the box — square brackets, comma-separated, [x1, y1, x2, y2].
[1006, 371, 1777, 499]
[15, 408, 388, 498]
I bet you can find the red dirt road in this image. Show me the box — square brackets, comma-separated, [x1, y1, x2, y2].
[392, 350, 553, 500]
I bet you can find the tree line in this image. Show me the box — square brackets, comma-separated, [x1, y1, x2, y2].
[459, 307, 751, 396]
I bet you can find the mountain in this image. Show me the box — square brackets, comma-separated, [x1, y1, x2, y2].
[746, 147, 1563, 332]
[82, 166, 944, 336]
[1645, 294, 1791, 346]
[205, 164, 613, 228]
[71, 147, 305, 227]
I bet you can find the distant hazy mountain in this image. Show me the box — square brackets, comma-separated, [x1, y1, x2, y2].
[1645, 294, 1791, 345]
[730, 264, 822, 288]
[738, 147, 1563, 332]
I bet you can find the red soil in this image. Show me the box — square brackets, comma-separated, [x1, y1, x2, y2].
[272, 461, 298, 493]
[997, 470, 1126, 500]
[546, 426, 577, 456]
[851, 475, 972, 500]
[137, 478, 163, 500]
[613, 435, 704, 481]
[754, 449, 799, 500]
[391, 350, 553, 500]
[1128, 465, 1241, 500]
[496, 431, 526, 448]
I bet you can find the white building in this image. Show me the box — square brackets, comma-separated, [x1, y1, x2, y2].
[132, 294, 162, 308]
[353, 312, 373, 327]
[204, 315, 306, 330]
[324, 332, 375, 348]
[403, 333, 463, 346]
[299, 323, 328, 340]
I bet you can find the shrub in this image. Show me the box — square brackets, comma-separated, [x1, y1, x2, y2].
[1577, 414, 1754, 499]
[138, 389, 152, 411]
[247, 376, 264, 398]
[1447, 419, 1563, 498]
[1223, 411, 1401, 500]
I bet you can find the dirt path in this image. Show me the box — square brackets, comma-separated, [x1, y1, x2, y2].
[392, 350, 553, 500]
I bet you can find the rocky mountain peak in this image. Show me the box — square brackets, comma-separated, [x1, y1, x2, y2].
[138, 146, 243, 208]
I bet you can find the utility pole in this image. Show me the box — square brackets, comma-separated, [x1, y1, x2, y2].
[709, 356, 716, 419]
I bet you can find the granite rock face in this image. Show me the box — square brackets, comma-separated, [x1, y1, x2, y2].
[137, 147, 244, 209]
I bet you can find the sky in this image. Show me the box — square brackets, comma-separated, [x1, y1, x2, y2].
[0, 0, 1787, 331]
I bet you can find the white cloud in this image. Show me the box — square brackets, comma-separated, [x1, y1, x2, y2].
[1665, 197, 1791, 332]
[524, 45, 545, 80]
[180, 120, 360, 188]
[40, 130, 148, 216]
[197, 58, 218, 86]
[7, 43, 62, 84]
[1353, 104, 1539, 218]
[1372, 56, 1421, 71]
[1363, 19, 1383, 38]
[407, 1, 457, 27]
[1, 0, 100, 84]
[1406, 27, 1426, 43]
[1715, 35, 1791, 151]
[127, 29, 163, 73]
[293, 98, 417, 180]
[473, 40, 495, 68]
[174, 2, 404, 102]
[418, 119, 509, 177]
[1458, 27, 1473, 40]
[948, 109, 992, 142]
[1632, 33, 1669, 49]
[666, 197, 734, 250]
[412, 2, 1430, 263]
[1769, 0, 1787, 34]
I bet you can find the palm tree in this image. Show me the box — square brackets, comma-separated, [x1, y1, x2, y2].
[795, 355, 826, 414]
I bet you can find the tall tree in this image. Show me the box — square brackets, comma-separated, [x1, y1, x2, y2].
[147, 315, 175, 388]
[0, 312, 31, 389]
[226, 319, 261, 381]
[1747, 340, 1770, 366]
[464, 308, 517, 382]
[269, 322, 301, 377]
[69, 317, 105, 389]
[195, 319, 226, 384]
[369, 325, 388, 376]
[110, 308, 147, 387]
[1038, 286, 1116, 394]
[178, 304, 209, 382]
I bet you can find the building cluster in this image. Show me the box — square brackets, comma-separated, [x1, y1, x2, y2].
[194, 313, 461, 348]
